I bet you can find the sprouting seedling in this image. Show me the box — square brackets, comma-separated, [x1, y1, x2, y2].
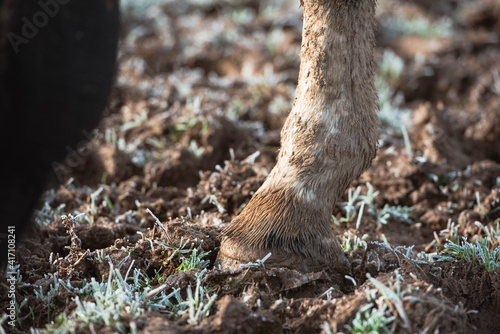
[11, 297, 30, 326]
[34, 194, 66, 226]
[89, 187, 104, 225]
[201, 194, 226, 213]
[376, 204, 414, 227]
[359, 182, 379, 214]
[49, 252, 58, 266]
[177, 248, 211, 272]
[104, 196, 113, 211]
[345, 303, 395, 334]
[184, 270, 217, 324]
[150, 235, 210, 273]
[367, 270, 410, 329]
[33, 273, 63, 324]
[414, 251, 434, 264]
[146, 269, 217, 324]
[94, 250, 105, 263]
[146, 208, 174, 245]
[342, 232, 368, 252]
[341, 186, 362, 223]
[439, 219, 460, 245]
[476, 191, 487, 218]
[474, 221, 500, 250]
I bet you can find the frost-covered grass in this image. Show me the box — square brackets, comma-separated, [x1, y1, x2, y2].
[37, 262, 216, 333]
[437, 238, 500, 272]
[344, 303, 395, 334]
[343, 270, 411, 333]
[333, 182, 415, 229]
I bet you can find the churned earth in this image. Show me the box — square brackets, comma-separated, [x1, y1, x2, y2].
[2, 0, 500, 333]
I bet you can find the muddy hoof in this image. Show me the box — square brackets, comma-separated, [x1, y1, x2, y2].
[215, 237, 351, 278]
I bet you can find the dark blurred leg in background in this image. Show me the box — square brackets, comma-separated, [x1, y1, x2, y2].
[0, 0, 120, 264]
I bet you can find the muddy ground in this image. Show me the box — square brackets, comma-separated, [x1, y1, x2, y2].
[2, 0, 500, 333]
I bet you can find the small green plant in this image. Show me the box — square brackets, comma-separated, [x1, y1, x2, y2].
[155, 237, 211, 273]
[10, 294, 30, 327]
[344, 270, 412, 333]
[0, 313, 8, 333]
[475, 221, 500, 250]
[428, 171, 457, 186]
[338, 186, 362, 223]
[321, 321, 334, 334]
[345, 303, 395, 334]
[177, 248, 211, 272]
[183, 270, 218, 324]
[475, 191, 487, 219]
[33, 274, 64, 324]
[34, 190, 66, 225]
[150, 268, 166, 285]
[146, 210, 212, 272]
[50, 262, 144, 333]
[355, 202, 365, 230]
[438, 219, 460, 245]
[342, 232, 368, 252]
[89, 187, 104, 225]
[147, 269, 217, 324]
[104, 196, 113, 210]
[94, 250, 105, 263]
[334, 183, 414, 230]
[437, 238, 500, 272]
[201, 194, 226, 213]
[359, 182, 379, 214]
[366, 270, 411, 328]
[415, 251, 435, 264]
[377, 204, 414, 227]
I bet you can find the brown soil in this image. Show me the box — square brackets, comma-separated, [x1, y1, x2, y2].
[2, 0, 500, 333]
